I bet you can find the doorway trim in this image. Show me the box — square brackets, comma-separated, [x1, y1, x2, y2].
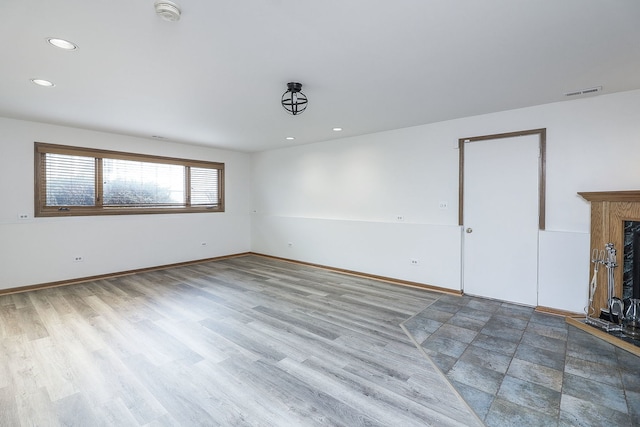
[458, 128, 547, 230]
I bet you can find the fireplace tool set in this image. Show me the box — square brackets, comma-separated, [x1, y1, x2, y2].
[586, 242, 640, 338]
[586, 243, 623, 331]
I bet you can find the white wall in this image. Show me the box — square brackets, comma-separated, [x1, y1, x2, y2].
[251, 89, 640, 313]
[4, 90, 640, 313]
[0, 117, 251, 289]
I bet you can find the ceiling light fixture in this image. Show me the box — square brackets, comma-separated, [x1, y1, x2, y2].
[332, 127, 343, 132]
[154, 1, 181, 21]
[285, 136, 295, 140]
[281, 82, 308, 115]
[47, 38, 78, 50]
[31, 78, 55, 87]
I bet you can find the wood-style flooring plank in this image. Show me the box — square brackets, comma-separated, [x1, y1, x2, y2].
[0, 386, 20, 426]
[15, 387, 58, 427]
[123, 354, 221, 427]
[54, 392, 101, 426]
[195, 357, 310, 427]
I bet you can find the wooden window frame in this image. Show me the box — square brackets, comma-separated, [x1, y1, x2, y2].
[34, 142, 225, 217]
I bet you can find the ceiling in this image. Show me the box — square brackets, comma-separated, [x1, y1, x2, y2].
[1, 1, 639, 152]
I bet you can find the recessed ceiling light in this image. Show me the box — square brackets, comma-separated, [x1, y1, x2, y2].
[31, 78, 55, 87]
[332, 127, 343, 132]
[285, 136, 295, 140]
[47, 37, 78, 50]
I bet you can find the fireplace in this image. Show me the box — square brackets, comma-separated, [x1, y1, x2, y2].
[623, 221, 640, 301]
[577, 190, 640, 317]
[571, 191, 640, 357]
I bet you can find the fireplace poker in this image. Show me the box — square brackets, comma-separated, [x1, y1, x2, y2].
[606, 243, 615, 306]
[604, 243, 623, 323]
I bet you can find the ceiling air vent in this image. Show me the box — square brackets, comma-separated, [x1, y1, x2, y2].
[564, 86, 602, 97]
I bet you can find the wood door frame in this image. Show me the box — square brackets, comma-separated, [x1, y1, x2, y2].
[458, 128, 547, 230]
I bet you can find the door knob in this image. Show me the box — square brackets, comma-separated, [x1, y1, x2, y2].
[466, 228, 473, 233]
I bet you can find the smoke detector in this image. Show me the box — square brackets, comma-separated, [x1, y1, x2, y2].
[154, 1, 181, 22]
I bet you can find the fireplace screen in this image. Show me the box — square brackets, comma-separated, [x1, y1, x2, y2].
[623, 221, 640, 301]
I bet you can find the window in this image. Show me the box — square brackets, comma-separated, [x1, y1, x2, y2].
[35, 143, 224, 217]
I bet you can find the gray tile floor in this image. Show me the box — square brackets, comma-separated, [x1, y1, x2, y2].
[401, 294, 640, 426]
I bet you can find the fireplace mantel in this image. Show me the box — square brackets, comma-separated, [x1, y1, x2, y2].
[579, 190, 640, 203]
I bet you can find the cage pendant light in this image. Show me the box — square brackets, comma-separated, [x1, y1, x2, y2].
[281, 82, 308, 115]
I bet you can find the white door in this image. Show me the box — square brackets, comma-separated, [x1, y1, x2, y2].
[463, 134, 540, 306]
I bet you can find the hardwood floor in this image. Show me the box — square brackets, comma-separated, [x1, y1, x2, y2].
[0, 255, 482, 426]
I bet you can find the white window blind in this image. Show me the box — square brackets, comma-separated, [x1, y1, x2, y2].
[44, 153, 95, 206]
[190, 167, 219, 206]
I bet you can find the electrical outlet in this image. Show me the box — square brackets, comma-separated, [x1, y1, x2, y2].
[438, 201, 448, 209]
[73, 256, 84, 262]
[17, 213, 30, 220]
[410, 258, 420, 266]
[396, 215, 405, 221]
